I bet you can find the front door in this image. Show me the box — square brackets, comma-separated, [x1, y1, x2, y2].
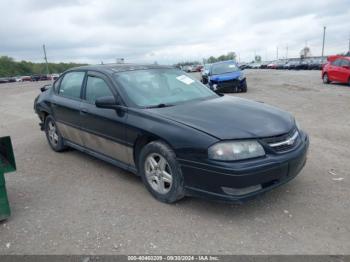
[339, 59, 350, 83]
[79, 71, 134, 167]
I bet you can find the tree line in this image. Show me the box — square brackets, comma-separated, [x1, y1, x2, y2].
[174, 52, 237, 67]
[0, 56, 86, 77]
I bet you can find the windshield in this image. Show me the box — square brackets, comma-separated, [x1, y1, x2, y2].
[211, 62, 239, 75]
[114, 68, 218, 107]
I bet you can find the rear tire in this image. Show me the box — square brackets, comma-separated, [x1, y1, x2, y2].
[138, 141, 185, 203]
[44, 115, 67, 152]
[323, 73, 330, 84]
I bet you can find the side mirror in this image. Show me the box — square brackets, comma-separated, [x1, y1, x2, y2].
[40, 84, 51, 92]
[95, 96, 119, 109]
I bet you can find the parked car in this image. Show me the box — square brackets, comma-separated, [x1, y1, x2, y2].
[267, 62, 277, 69]
[238, 63, 251, 70]
[48, 73, 60, 81]
[276, 60, 287, 70]
[0, 78, 9, 84]
[313, 58, 326, 70]
[260, 62, 269, 69]
[34, 63, 309, 203]
[295, 60, 309, 70]
[7, 77, 17, 83]
[15, 76, 23, 82]
[31, 75, 41, 81]
[21, 76, 32, 82]
[251, 63, 261, 69]
[193, 65, 203, 72]
[182, 65, 192, 73]
[283, 60, 299, 70]
[322, 56, 350, 85]
[207, 60, 247, 93]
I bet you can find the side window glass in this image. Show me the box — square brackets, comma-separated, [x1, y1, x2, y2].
[59, 71, 85, 99]
[85, 76, 113, 104]
[340, 59, 350, 67]
[331, 59, 341, 66]
[53, 77, 61, 93]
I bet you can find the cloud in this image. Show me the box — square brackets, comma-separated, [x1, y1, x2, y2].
[0, 0, 349, 64]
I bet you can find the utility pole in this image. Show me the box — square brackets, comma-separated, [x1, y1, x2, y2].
[348, 33, 350, 52]
[286, 44, 288, 59]
[276, 46, 279, 60]
[321, 26, 326, 58]
[42, 44, 49, 75]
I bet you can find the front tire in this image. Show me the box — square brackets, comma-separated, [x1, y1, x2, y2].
[44, 115, 67, 152]
[139, 141, 185, 203]
[241, 82, 247, 92]
[323, 73, 330, 84]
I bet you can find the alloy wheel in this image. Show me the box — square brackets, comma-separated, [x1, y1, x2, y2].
[323, 74, 329, 83]
[144, 153, 173, 194]
[48, 121, 59, 146]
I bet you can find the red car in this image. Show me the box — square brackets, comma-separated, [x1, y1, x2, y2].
[322, 56, 350, 86]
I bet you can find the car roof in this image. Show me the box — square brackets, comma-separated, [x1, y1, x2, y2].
[68, 63, 174, 74]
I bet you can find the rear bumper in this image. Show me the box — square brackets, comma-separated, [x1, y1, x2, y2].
[179, 132, 309, 203]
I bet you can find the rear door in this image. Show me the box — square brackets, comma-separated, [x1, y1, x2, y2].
[51, 70, 86, 146]
[79, 71, 133, 167]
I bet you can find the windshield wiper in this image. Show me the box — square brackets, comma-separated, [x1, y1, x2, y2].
[146, 103, 173, 109]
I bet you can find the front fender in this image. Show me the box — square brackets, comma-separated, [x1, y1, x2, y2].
[125, 108, 218, 162]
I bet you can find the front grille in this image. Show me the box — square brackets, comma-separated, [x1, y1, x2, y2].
[218, 79, 240, 90]
[261, 129, 299, 153]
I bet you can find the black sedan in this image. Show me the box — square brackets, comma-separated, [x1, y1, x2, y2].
[34, 64, 309, 203]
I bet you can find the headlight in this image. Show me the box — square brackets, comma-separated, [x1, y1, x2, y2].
[238, 73, 245, 81]
[212, 84, 218, 90]
[208, 140, 265, 161]
[295, 119, 301, 131]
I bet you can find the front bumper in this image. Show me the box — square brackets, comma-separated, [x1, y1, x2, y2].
[209, 78, 246, 93]
[179, 132, 309, 203]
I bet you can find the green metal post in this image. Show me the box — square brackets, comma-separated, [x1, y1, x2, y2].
[0, 136, 16, 221]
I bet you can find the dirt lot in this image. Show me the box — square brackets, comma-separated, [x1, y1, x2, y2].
[0, 69, 349, 255]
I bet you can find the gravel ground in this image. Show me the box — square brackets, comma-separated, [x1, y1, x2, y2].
[0, 69, 349, 255]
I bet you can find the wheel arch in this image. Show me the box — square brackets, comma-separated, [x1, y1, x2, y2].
[133, 134, 174, 172]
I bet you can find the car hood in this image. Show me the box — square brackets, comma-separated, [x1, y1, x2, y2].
[210, 71, 241, 82]
[150, 96, 294, 140]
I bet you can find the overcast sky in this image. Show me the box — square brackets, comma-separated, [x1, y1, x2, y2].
[0, 0, 349, 64]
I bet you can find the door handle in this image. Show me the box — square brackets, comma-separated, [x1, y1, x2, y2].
[80, 108, 88, 115]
